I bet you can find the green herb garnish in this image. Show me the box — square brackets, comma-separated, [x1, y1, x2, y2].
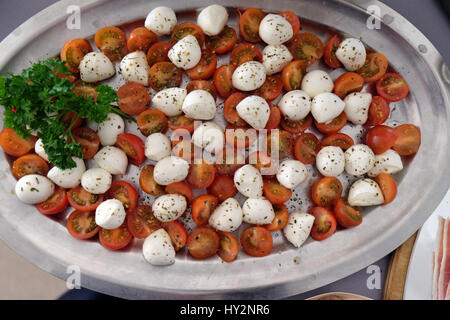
[0, 58, 133, 169]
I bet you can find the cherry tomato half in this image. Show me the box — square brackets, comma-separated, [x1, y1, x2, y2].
[60, 38, 92, 73]
[333, 72, 364, 99]
[392, 124, 421, 156]
[165, 182, 194, 204]
[67, 210, 100, 240]
[186, 50, 217, 80]
[0, 128, 36, 157]
[186, 160, 216, 189]
[374, 173, 397, 205]
[186, 80, 217, 100]
[187, 227, 220, 259]
[280, 114, 313, 134]
[366, 96, 390, 126]
[12, 154, 49, 180]
[115, 133, 145, 166]
[127, 205, 161, 239]
[215, 147, 245, 176]
[127, 27, 157, 53]
[263, 177, 292, 204]
[36, 187, 68, 215]
[94, 26, 127, 61]
[213, 64, 236, 98]
[99, 222, 133, 250]
[376, 72, 409, 102]
[310, 207, 337, 241]
[294, 132, 321, 164]
[239, 8, 265, 42]
[358, 52, 388, 83]
[230, 43, 262, 66]
[366, 125, 398, 155]
[333, 198, 362, 228]
[253, 75, 283, 101]
[217, 231, 239, 262]
[240, 226, 273, 257]
[117, 82, 151, 115]
[315, 112, 347, 135]
[205, 26, 237, 54]
[148, 61, 182, 91]
[170, 22, 205, 46]
[263, 203, 289, 231]
[266, 130, 294, 160]
[191, 194, 219, 227]
[137, 109, 168, 136]
[68, 186, 104, 212]
[146, 41, 171, 66]
[278, 11, 301, 34]
[162, 221, 188, 251]
[281, 60, 305, 91]
[72, 127, 100, 159]
[311, 176, 343, 207]
[207, 175, 238, 202]
[139, 164, 165, 196]
[106, 180, 138, 214]
[289, 32, 324, 66]
[321, 133, 354, 151]
[323, 35, 341, 68]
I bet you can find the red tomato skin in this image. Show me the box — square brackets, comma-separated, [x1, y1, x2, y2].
[366, 125, 398, 155]
[310, 207, 337, 241]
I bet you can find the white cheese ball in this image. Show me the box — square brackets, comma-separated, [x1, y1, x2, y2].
[234, 164, 263, 198]
[97, 113, 124, 146]
[209, 198, 243, 232]
[152, 194, 187, 222]
[152, 87, 187, 117]
[168, 35, 201, 70]
[34, 138, 48, 161]
[242, 198, 275, 225]
[153, 156, 189, 185]
[95, 199, 126, 230]
[143, 229, 176, 266]
[145, 6, 177, 36]
[344, 144, 375, 176]
[81, 168, 112, 194]
[192, 122, 224, 154]
[276, 160, 308, 189]
[15, 174, 54, 204]
[311, 92, 345, 124]
[47, 157, 86, 188]
[283, 212, 315, 248]
[145, 133, 171, 161]
[316, 146, 345, 177]
[232, 61, 266, 91]
[262, 44, 293, 75]
[336, 38, 367, 71]
[278, 90, 311, 121]
[94, 146, 128, 175]
[79, 52, 115, 83]
[368, 149, 403, 177]
[344, 92, 372, 125]
[259, 14, 293, 45]
[301, 70, 334, 98]
[197, 4, 228, 36]
[181, 90, 216, 120]
[119, 51, 150, 86]
[235, 95, 270, 129]
[348, 178, 384, 206]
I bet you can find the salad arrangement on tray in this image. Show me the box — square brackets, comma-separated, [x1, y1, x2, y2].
[0, 4, 420, 266]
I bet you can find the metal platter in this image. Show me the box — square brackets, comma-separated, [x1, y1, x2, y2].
[0, 0, 449, 299]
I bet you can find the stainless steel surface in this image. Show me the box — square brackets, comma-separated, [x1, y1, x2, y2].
[0, 0, 449, 299]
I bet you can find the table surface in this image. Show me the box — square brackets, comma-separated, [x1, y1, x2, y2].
[0, 0, 448, 300]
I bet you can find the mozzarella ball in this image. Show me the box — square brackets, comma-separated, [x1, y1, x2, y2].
[81, 168, 112, 194]
[153, 156, 189, 185]
[311, 93, 345, 124]
[152, 194, 187, 222]
[95, 199, 126, 230]
[344, 92, 372, 125]
[336, 38, 367, 71]
[242, 198, 275, 225]
[152, 87, 187, 117]
[301, 70, 334, 98]
[278, 90, 311, 121]
[283, 212, 315, 248]
[97, 113, 124, 146]
[143, 228, 176, 266]
[119, 51, 150, 86]
[94, 146, 128, 175]
[232, 61, 266, 91]
[368, 149, 403, 177]
[168, 35, 201, 70]
[145, 133, 171, 161]
[259, 14, 293, 45]
[348, 178, 384, 206]
[181, 90, 216, 120]
[35, 138, 48, 161]
[234, 164, 263, 198]
[197, 4, 228, 36]
[79, 52, 115, 82]
[344, 144, 375, 176]
[235, 95, 270, 129]
[47, 157, 86, 188]
[209, 198, 243, 232]
[192, 122, 224, 154]
[276, 160, 308, 189]
[145, 6, 177, 36]
[262, 44, 293, 75]
[316, 146, 345, 177]
[15, 174, 54, 204]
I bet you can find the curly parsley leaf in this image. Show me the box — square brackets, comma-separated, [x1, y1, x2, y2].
[0, 58, 132, 169]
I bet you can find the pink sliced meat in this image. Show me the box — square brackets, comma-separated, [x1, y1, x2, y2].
[437, 219, 450, 300]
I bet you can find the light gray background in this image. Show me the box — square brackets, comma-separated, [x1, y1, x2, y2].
[0, 0, 448, 300]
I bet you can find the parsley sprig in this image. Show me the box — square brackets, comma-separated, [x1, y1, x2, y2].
[0, 58, 133, 169]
